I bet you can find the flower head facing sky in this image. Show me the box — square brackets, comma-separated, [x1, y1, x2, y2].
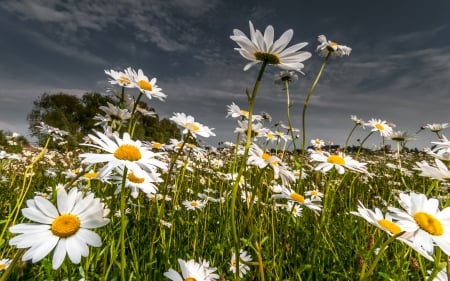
[170, 112, 216, 138]
[230, 21, 311, 72]
[316, 35, 352, 58]
[9, 188, 109, 269]
[366, 118, 394, 137]
[80, 130, 167, 178]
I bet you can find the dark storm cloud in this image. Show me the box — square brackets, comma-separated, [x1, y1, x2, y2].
[0, 0, 450, 149]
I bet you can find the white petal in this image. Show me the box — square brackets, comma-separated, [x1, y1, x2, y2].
[65, 236, 82, 264]
[34, 197, 59, 218]
[52, 239, 67, 269]
[22, 208, 53, 224]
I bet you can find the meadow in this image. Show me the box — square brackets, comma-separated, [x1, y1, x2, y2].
[1, 21, 450, 281]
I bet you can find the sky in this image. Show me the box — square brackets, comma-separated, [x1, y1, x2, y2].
[1, 0, 450, 150]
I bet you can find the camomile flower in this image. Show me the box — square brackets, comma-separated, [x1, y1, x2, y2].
[350, 115, 365, 127]
[386, 131, 415, 143]
[234, 120, 269, 138]
[304, 189, 324, 202]
[274, 70, 298, 85]
[79, 130, 167, 178]
[271, 185, 322, 213]
[366, 118, 394, 137]
[316, 35, 352, 58]
[310, 151, 368, 174]
[351, 201, 433, 261]
[388, 192, 450, 256]
[230, 249, 253, 278]
[226, 102, 263, 121]
[104, 68, 134, 88]
[230, 20, 311, 72]
[9, 188, 109, 269]
[311, 138, 325, 148]
[285, 201, 303, 217]
[170, 112, 216, 138]
[414, 159, 450, 181]
[111, 167, 162, 198]
[182, 200, 207, 211]
[126, 67, 167, 101]
[422, 123, 449, 133]
[164, 258, 215, 281]
[0, 258, 12, 271]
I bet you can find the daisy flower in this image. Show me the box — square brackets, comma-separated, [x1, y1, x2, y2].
[351, 201, 433, 261]
[226, 102, 263, 121]
[111, 167, 162, 198]
[311, 138, 325, 149]
[104, 68, 134, 88]
[9, 188, 109, 269]
[0, 258, 12, 271]
[422, 123, 449, 133]
[310, 151, 368, 174]
[274, 70, 298, 85]
[182, 200, 207, 211]
[350, 115, 365, 127]
[304, 189, 324, 202]
[414, 159, 450, 181]
[271, 185, 322, 213]
[285, 201, 303, 217]
[388, 192, 450, 256]
[386, 130, 415, 143]
[164, 258, 215, 281]
[126, 67, 167, 101]
[234, 120, 269, 138]
[79, 130, 167, 178]
[366, 118, 394, 137]
[316, 35, 352, 58]
[230, 20, 311, 72]
[170, 112, 216, 138]
[230, 249, 253, 278]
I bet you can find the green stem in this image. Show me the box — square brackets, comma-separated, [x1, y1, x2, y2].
[343, 123, 359, 153]
[284, 80, 298, 157]
[119, 167, 128, 281]
[230, 61, 268, 280]
[355, 131, 374, 159]
[301, 54, 330, 163]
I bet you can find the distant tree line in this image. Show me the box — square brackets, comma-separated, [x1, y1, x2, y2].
[26, 92, 181, 149]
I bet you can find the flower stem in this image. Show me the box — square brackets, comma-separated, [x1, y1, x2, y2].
[230, 61, 268, 280]
[301, 54, 330, 162]
[119, 167, 129, 281]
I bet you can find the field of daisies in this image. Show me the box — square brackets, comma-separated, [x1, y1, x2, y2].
[2, 21, 450, 281]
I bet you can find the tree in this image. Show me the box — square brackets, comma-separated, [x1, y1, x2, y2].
[27, 92, 180, 149]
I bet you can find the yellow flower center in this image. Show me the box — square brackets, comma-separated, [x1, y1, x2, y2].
[137, 80, 153, 91]
[311, 191, 318, 196]
[327, 155, 345, 165]
[114, 144, 142, 161]
[0, 263, 6, 270]
[240, 109, 249, 116]
[377, 219, 402, 235]
[84, 171, 98, 179]
[184, 122, 200, 132]
[290, 192, 305, 203]
[267, 133, 274, 139]
[127, 172, 145, 184]
[413, 212, 444, 236]
[190, 201, 199, 207]
[375, 123, 385, 131]
[118, 76, 131, 85]
[254, 52, 281, 64]
[262, 152, 271, 161]
[152, 142, 163, 149]
[184, 278, 197, 281]
[51, 214, 80, 238]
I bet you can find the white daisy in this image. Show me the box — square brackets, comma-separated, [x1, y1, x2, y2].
[111, 167, 162, 198]
[170, 112, 216, 138]
[271, 185, 322, 213]
[366, 118, 394, 137]
[104, 68, 134, 88]
[388, 192, 450, 256]
[351, 201, 434, 261]
[310, 151, 368, 174]
[311, 138, 325, 148]
[0, 258, 12, 271]
[226, 102, 263, 121]
[285, 201, 303, 217]
[423, 123, 449, 133]
[126, 67, 167, 101]
[414, 159, 450, 181]
[182, 200, 207, 211]
[9, 188, 109, 269]
[350, 115, 365, 127]
[79, 130, 167, 178]
[230, 249, 253, 278]
[316, 35, 352, 58]
[164, 258, 210, 281]
[230, 20, 311, 72]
